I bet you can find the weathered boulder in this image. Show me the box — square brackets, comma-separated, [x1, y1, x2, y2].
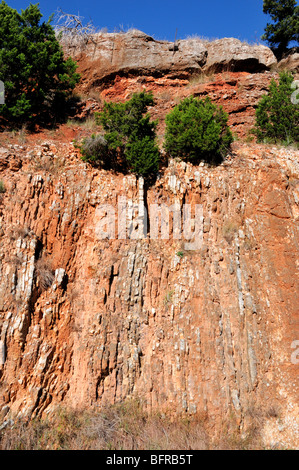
[278, 53, 299, 72]
[73, 30, 208, 85]
[203, 38, 277, 72]
[70, 32, 277, 87]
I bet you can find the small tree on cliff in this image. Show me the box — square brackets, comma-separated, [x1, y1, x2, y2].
[87, 91, 160, 177]
[0, 1, 80, 126]
[164, 96, 233, 164]
[262, 0, 299, 56]
[253, 71, 299, 145]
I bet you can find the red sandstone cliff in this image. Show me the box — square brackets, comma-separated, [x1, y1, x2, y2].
[0, 32, 298, 449]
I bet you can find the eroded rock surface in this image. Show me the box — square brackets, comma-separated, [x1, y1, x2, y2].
[70, 31, 277, 87]
[0, 140, 298, 448]
[203, 38, 277, 73]
[0, 33, 298, 448]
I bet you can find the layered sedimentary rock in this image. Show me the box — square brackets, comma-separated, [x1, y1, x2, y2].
[69, 30, 277, 88]
[0, 140, 298, 447]
[70, 32, 296, 143]
[69, 30, 208, 86]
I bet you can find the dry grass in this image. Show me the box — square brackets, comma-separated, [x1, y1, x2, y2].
[0, 400, 210, 450]
[0, 180, 5, 194]
[183, 34, 219, 43]
[287, 174, 299, 188]
[87, 88, 102, 103]
[0, 399, 275, 450]
[157, 90, 173, 102]
[18, 125, 28, 145]
[74, 88, 102, 104]
[222, 220, 239, 244]
[187, 72, 216, 86]
[7, 254, 23, 268]
[29, 154, 66, 175]
[35, 257, 55, 291]
[2, 125, 28, 145]
[163, 290, 174, 307]
[7, 225, 31, 241]
[66, 115, 99, 131]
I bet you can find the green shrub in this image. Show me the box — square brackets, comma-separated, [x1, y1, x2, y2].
[94, 91, 160, 177]
[163, 96, 233, 163]
[125, 136, 160, 178]
[0, 1, 80, 126]
[0, 181, 5, 193]
[253, 71, 299, 145]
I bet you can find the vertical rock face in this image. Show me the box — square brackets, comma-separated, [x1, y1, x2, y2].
[0, 141, 298, 447]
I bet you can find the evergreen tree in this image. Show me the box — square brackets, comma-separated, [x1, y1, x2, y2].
[164, 96, 233, 164]
[262, 0, 299, 56]
[253, 71, 299, 145]
[0, 1, 80, 125]
[89, 91, 160, 177]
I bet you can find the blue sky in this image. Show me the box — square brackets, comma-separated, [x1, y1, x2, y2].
[8, 0, 270, 44]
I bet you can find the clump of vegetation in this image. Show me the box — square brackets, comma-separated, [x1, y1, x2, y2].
[176, 251, 184, 258]
[7, 224, 31, 241]
[253, 71, 299, 146]
[164, 290, 174, 306]
[67, 115, 99, 131]
[79, 134, 108, 165]
[187, 72, 216, 86]
[0, 1, 80, 126]
[124, 135, 160, 177]
[96, 91, 160, 177]
[222, 220, 239, 244]
[0, 400, 210, 450]
[0, 399, 276, 450]
[0, 180, 5, 193]
[35, 257, 55, 291]
[54, 8, 98, 51]
[164, 96, 233, 164]
[78, 91, 160, 178]
[86, 89, 102, 103]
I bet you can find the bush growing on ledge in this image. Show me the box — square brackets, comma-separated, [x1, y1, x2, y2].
[163, 96, 233, 164]
[92, 91, 160, 177]
[125, 135, 160, 177]
[253, 71, 299, 146]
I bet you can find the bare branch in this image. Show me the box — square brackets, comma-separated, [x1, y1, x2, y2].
[53, 8, 98, 52]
